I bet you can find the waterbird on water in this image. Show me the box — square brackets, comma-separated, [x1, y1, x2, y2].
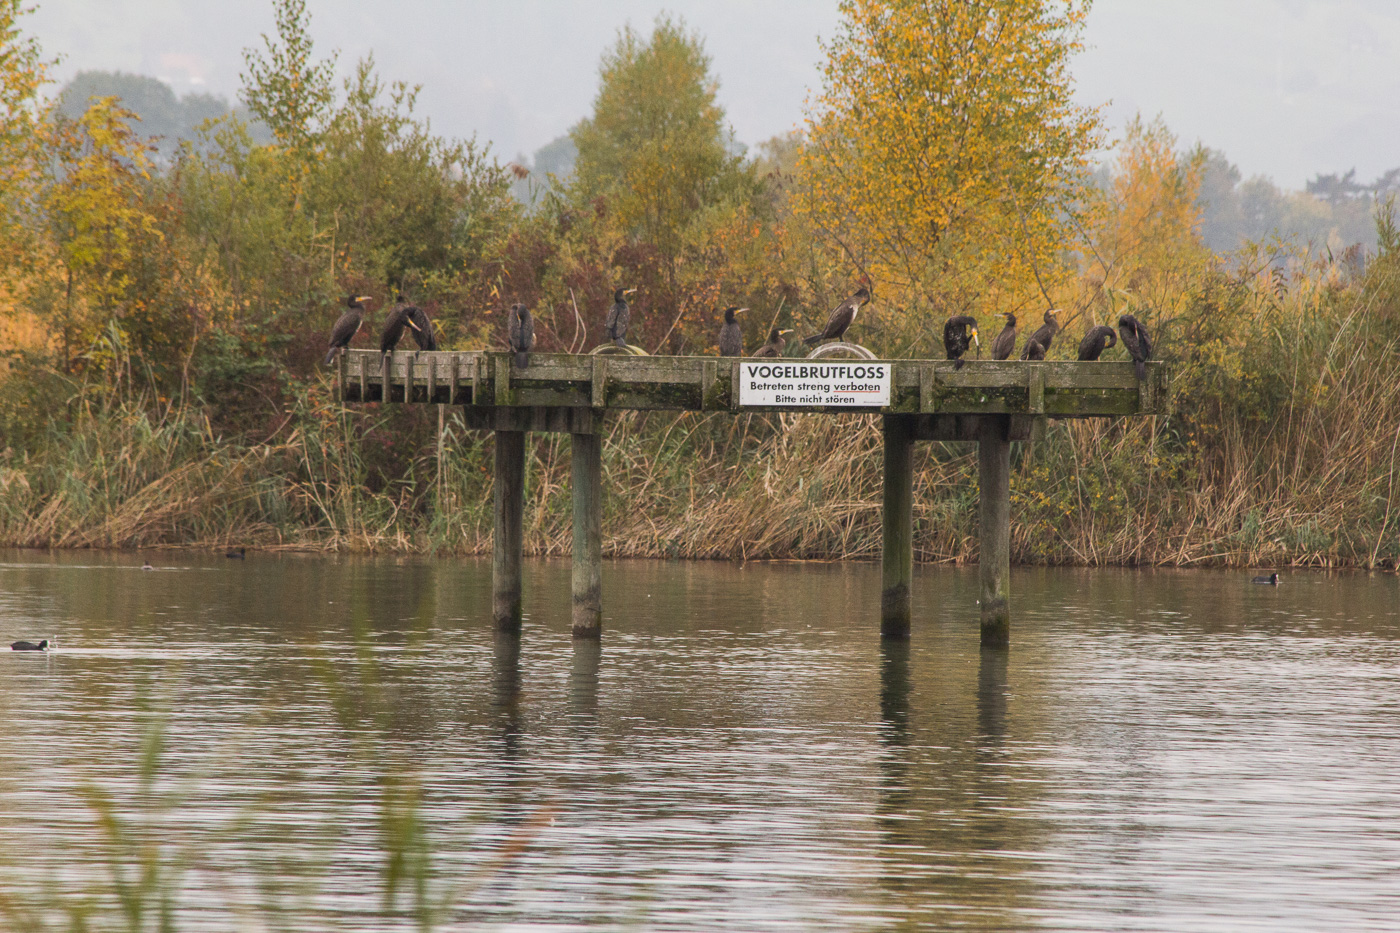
[11, 639, 49, 651]
[323, 295, 373, 365]
[605, 287, 637, 348]
[718, 306, 747, 357]
[1078, 325, 1118, 361]
[226, 547, 246, 559]
[142, 561, 153, 571]
[803, 286, 871, 346]
[991, 312, 1016, 361]
[943, 315, 979, 370]
[1252, 572, 1279, 585]
[752, 327, 793, 358]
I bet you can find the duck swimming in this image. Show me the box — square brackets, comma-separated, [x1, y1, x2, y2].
[11, 639, 49, 651]
[1251, 572, 1279, 585]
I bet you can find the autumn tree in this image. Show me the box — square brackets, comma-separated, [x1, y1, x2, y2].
[797, 0, 1104, 323]
[239, 0, 336, 156]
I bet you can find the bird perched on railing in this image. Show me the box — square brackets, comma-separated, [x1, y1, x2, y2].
[324, 295, 373, 364]
[380, 303, 435, 353]
[752, 327, 793, 358]
[1020, 337, 1046, 361]
[718, 306, 748, 356]
[1027, 308, 1061, 355]
[605, 287, 637, 347]
[1117, 314, 1152, 381]
[508, 302, 535, 368]
[943, 315, 979, 369]
[991, 312, 1017, 360]
[1077, 325, 1118, 361]
[803, 286, 871, 345]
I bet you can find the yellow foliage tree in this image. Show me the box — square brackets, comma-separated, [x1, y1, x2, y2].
[798, 0, 1104, 328]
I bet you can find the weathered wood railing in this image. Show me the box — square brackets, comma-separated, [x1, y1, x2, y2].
[339, 349, 1168, 646]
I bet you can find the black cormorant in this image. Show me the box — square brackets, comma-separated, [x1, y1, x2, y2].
[1020, 338, 1046, 361]
[752, 328, 793, 358]
[803, 286, 871, 345]
[1117, 314, 1152, 381]
[1078, 325, 1118, 361]
[605, 287, 637, 347]
[943, 315, 979, 370]
[379, 304, 425, 353]
[406, 306, 437, 351]
[324, 295, 373, 365]
[991, 312, 1016, 361]
[1251, 572, 1279, 585]
[10, 639, 48, 651]
[508, 303, 535, 368]
[718, 306, 748, 356]
[225, 547, 246, 559]
[1027, 308, 1061, 355]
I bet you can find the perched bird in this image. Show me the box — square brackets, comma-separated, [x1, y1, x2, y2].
[1251, 572, 1280, 585]
[225, 547, 246, 559]
[1027, 309, 1061, 355]
[943, 315, 979, 370]
[1020, 338, 1046, 361]
[324, 295, 373, 365]
[10, 639, 48, 651]
[379, 304, 426, 354]
[406, 306, 437, 351]
[718, 306, 748, 357]
[605, 287, 637, 348]
[803, 286, 872, 345]
[1078, 325, 1118, 361]
[991, 312, 1017, 361]
[752, 327, 794, 358]
[508, 303, 535, 368]
[1117, 314, 1153, 381]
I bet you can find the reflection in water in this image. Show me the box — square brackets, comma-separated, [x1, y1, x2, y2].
[1, 552, 1399, 931]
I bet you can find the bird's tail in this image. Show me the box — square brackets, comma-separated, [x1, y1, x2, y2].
[515, 350, 530, 369]
[802, 334, 822, 346]
[613, 337, 626, 348]
[324, 348, 338, 366]
[954, 357, 966, 370]
[1134, 359, 1146, 382]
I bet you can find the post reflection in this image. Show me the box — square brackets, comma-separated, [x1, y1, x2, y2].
[492, 632, 523, 759]
[569, 638, 601, 727]
[874, 639, 1043, 930]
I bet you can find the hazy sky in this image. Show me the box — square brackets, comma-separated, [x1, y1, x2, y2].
[25, 0, 1400, 189]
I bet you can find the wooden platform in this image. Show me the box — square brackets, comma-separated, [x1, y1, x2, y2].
[337, 350, 1167, 418]
[336, 348, 1169, 646]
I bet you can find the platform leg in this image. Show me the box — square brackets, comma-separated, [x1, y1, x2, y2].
[571, 431, 603, 639]
[978, 415, 1011, 647]
[881, 414, 914, 639]
[493, 430, 525, 632]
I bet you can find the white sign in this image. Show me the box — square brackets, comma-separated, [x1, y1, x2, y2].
[739, 360, 891, 407]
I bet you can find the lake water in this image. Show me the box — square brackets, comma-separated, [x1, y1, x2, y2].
[1, 549, 1398, 931]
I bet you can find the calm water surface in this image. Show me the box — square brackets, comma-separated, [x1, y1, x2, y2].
[1, 549, 1398, 931]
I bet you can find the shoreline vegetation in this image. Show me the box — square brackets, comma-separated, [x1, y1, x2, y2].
[4, 1, 1400, 571]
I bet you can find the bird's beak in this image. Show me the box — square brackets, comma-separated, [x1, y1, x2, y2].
[406, 317, 422, 331]
[736, 307, 748, 315]
[972, 330, 980, 345]
[625, 288, 637, 295]
[356, 295, 373, 303]
[779, 329, 793, 335]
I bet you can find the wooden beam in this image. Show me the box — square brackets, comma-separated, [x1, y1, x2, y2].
[493, 430, 525, 633]
[571, 431, 603, 639]
[977, 415, 1011, 648]
[881, 414, 915, 639]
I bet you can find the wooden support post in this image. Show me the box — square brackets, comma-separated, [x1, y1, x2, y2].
[381, 353, 392, 403]
[493, 430, 526, 633]
[978, 414, 1011, 648]
[881, 414, 915, 639]
[571, 431, 603, 639]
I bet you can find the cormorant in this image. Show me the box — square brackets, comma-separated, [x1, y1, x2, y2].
[1078, 325, 1118, 361]
[1252, 572, 1280, 585]
[752, 327, 794, 358]
[1027, 309, 1061, 355]
[803, 286, 871, 345]
[718, 306, 748, 356]
[991, 312, 1017, 361]
[406, 306, 437, 351]
[10, 639, 48, 651]
[225, 547, 246, 559]
[379, 304, 425, 353]
[605, 287, 637, 348]
[1117, 314, 1152, 381]
[1020, 338, 1046, 361]
[508, 302, 535, 368]
[943, 315, 979, 369]
[324, 295, 373, 365]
